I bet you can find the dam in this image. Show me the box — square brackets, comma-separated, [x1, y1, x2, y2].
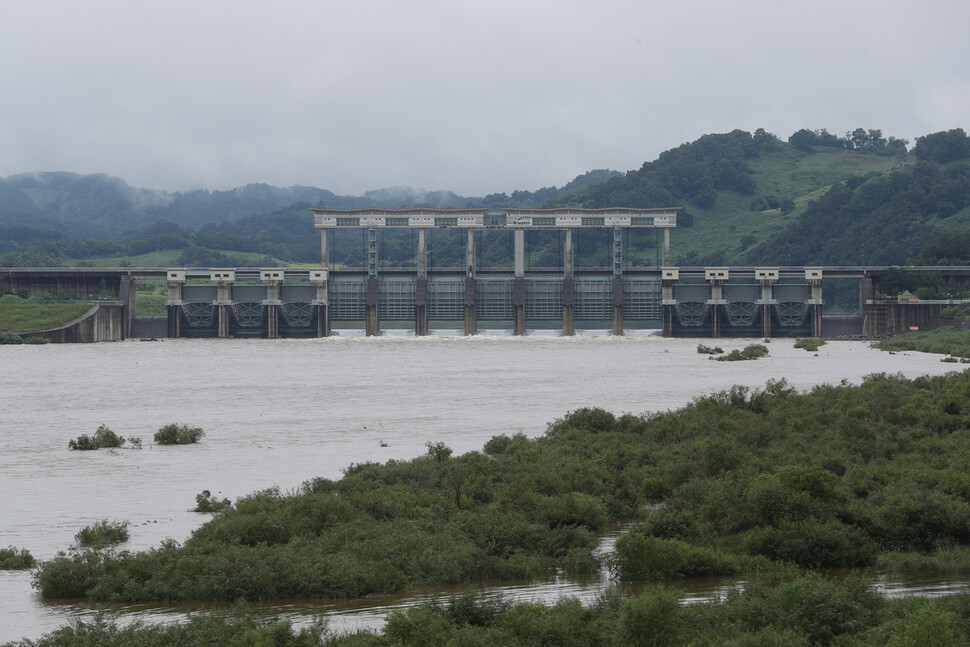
[163, 207, 824, 338]
[4, 208, 967, 340]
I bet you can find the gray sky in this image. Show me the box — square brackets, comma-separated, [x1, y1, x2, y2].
[1, 0, 968, 196]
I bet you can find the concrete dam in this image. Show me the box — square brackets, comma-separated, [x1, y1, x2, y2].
[4, 207, 966, 340]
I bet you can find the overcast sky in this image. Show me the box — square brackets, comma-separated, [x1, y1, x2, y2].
[1, 1, 968, 196]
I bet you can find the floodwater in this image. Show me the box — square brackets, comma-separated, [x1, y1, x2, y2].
[0, 333, 965, 642]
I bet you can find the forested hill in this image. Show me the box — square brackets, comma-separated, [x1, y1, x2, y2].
[3, 127, 970, 268]
[741, 128, 970, 266]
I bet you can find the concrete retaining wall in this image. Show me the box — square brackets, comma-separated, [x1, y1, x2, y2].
[25, 302, 126, 343]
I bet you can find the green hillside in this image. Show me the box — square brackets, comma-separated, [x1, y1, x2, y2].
[5, 128, 970, 270]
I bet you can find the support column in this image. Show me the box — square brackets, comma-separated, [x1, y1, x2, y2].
[365, 226, 379, 336]
[611, 226, 624, 335]
[513, 229, 526, 335]
[706, 268, 728, 338]
[320, 229, 329, 268]
[663, 227, 671, 267]
[756, 268, 778, 339]
[261, 268, 283, 339]
[166, 268, 185, 339]
[661, 267, 678, 337]
[464, 229, 477, 335]
[807, 268, 824, 338]
[365, 277, 380, 336]
[415, 228, 428, 336]
[415, 278, 428, 336]
[611, 278, 624, 335]
[562, 229, 574, 336]
[119, 276, 134, 339]
[211, 269, 235, 339]
[310, 269, 329, 337]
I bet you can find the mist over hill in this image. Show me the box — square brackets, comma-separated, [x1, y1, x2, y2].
[2, 127, 969, 270]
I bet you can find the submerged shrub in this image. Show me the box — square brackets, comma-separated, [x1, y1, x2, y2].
[697, 343, 724, 354]
[75, 520, 130, 549]
[741, 520, 875, 568]
[154, 423, 204, 445]
[613, 532, 740, 580]
[194, 490, 232, 513]
[714, 344, 769, 361]
[0, 546, 36, 569]
[617, 589, 685, 647]
[68, 424, 128, 450]
[33, 550, 105, 598]
[0, 332, 25, 344]
[794, 337, 826, 352]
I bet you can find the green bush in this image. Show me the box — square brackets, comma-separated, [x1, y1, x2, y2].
[68, 424, 130, 450]
[0, 331, 24, 344]
[793, 337, 826, 352]
[194, 489, 232, 513]
[613, 533, 740, 580]
[75, 520, 130, 549]
[34, 371, 970, 605]
[0, 546, 36, 569]
[714, 344, 769, 361]
[697, 343, 724, 354]
[154, 423, 204, 445]
[741, 520, 875, 568]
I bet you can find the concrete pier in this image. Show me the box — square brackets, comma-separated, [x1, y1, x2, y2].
[310, 268, 330, 337]
[464, 229, 477, 335]
[562, 229, 575, 336]
[756, 268, 778, 338]
[513, 229, 526, 335]
[706, 268, 728, 338]
[365, 277, 379, 336]
[611, 277, 624, 335]
[261, 268, 283, 339]
[212, 269, 234, 339]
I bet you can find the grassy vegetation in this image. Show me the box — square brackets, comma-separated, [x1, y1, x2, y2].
[0, 546, 35, 570]
[33, 371, 970, 605]
[134, 281, 168, 316]
[0, 301, 91, 332]
[874, 327, 970, 358]
[11, 583, 970, 646]
[74, 248, 288, 268]
[153, 423, 204, 445]
[696, 343, 724, 355]
[75, 520, 130, 550]
[676, 149, 908, 265]
[0, 331, 49, 344]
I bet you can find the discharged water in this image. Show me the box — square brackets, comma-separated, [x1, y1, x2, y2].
[0, 333, 965, 642]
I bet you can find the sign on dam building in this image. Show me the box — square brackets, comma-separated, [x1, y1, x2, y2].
[160, 207, 825, 338]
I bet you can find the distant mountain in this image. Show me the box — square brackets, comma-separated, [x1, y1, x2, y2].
[0, 172, 339, 236]
[4, 128, 970, 271]
[0, 169, 619, 240]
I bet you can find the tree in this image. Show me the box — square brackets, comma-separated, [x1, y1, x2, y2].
[914, 129, 970, 164]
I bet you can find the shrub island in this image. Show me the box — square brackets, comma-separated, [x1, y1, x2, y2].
[32, 370, 970, 607]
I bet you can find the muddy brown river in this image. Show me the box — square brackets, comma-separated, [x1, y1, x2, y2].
[0, 333, 965, 642]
